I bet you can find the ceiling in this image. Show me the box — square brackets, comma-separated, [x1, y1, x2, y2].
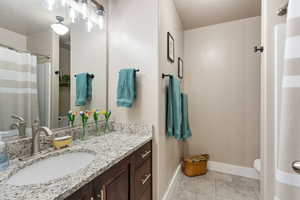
[0, 0, 72, 36]
[173, 0, 261, 30]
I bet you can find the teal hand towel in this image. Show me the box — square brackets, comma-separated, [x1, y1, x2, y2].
[167, 76, 182, 139]
[181, 93, 192, 140]
[117, 69, 136, 107]
[75, 73, 93, 106]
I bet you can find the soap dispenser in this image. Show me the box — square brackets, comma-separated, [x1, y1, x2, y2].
[0, 136, 9, 171]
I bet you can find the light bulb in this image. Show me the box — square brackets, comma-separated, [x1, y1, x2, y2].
[69, 7, 76, 23]
[98, 15, 104, 30]
[87, 19, 93, 32]
[81, 1, 88, 19]
[46, 0, 55, 10]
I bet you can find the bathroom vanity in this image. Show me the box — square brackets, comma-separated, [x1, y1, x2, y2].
[66, 141, 152, 200]
[0, 122, 152, 200]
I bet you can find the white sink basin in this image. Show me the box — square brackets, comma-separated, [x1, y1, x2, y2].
[7, 152, 95, 186]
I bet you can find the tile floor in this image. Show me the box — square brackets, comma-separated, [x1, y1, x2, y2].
[168, 171, 260, 200]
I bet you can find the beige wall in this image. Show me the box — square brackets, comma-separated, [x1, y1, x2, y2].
[261, 0, 287, 199]
[108, 0, 160, 199]
[70, 17, 107, 112]
[184, 17, 261, 167]
[158, 0, 184, 199]
[27, 30, 53, 56]
[27, 29, 60, 128]
[0, 27, 27, 50]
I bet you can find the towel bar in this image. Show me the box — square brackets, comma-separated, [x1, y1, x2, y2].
[162, 73, 172, 79]
[74, 73, 95, 78]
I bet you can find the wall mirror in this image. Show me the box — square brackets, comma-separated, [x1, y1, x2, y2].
[0, 0, 107, 138]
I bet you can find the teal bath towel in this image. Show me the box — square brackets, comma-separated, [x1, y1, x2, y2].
[75, 73, 93, 106]
[117, 69, 136, 107]
[181, 93, 192, 140]
[167, 76, 182, 139]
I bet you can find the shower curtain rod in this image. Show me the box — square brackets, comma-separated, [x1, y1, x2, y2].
[0, 43, 51, 59]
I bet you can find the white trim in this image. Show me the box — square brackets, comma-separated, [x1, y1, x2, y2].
[208, 161, 260, 180]
[162, 164, 181, 200]
[276, 169, 300, 188]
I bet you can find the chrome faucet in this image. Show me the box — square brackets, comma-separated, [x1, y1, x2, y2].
[31, 120, 53, 155]
[10, 115, 26, 137]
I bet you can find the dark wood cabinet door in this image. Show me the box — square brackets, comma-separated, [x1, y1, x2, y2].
[94, 158, 131, 200]
[138, 186, 152, 200]
[134, 158, 152, 200]
[65, 182, 94, 200]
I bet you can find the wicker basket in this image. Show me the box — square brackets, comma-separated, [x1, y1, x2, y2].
[182, 154, 209, 177]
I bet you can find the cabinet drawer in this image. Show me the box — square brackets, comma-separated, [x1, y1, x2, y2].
[134, 141, 152, 168]
[135, 158, 152, 199]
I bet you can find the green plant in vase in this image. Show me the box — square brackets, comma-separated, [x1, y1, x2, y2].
[79, 111, 90, 140]
[93, 109, 101, 135]
[100, 110, 112, 133]
[67, 111, 77, 127]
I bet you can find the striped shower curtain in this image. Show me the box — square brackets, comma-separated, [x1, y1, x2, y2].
[0, 47, 39, 133]
[276, 0, 300, 199]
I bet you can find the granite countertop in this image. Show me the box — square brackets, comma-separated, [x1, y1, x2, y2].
[0, 124, 152, 200]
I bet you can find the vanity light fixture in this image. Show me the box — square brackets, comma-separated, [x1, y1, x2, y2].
[96, 5, 104, 29]
[45, 0, 105, 32]
[51, 16, 69, 35]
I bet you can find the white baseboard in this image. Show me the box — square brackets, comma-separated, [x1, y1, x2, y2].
[162, 161, 259, 200]
[162, 164, 181, 200]
[208, 161, 260, 180]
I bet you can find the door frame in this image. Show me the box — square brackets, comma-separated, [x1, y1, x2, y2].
[260, 0, 287, 200]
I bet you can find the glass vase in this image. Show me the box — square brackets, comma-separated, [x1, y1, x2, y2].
[95, 121, 100, 136]
[103, 120, 110, 133]
[80, 124, 87, 140]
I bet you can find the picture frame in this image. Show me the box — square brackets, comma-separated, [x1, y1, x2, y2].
[178, 57, 183, 79]
[167, 32, 175, 62]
